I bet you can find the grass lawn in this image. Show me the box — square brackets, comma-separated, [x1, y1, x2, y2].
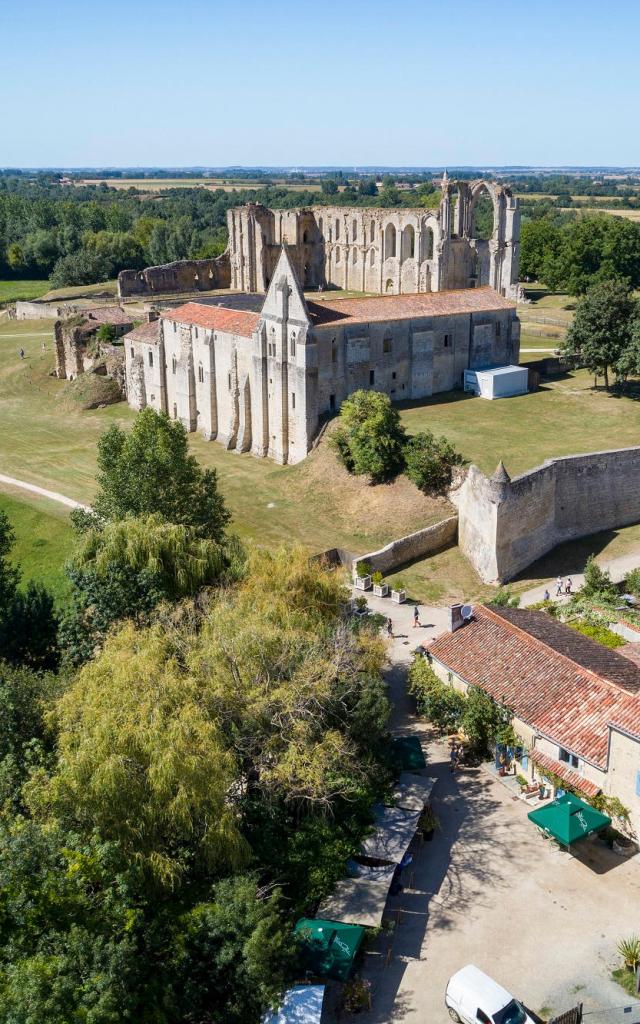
[0, 488, 75, 604]
[42, 280, 118, 301]
[399, 370, 640, 478]
[0, 319, 449, 557]
[0, 280, 50, 304]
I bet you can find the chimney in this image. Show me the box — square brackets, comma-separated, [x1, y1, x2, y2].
[146, 309, 160, 323]
[448, 603, 465, 633]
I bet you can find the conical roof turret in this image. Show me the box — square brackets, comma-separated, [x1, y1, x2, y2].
[491, 460, 511, 484]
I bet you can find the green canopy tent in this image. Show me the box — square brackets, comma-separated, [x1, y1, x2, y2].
[527, 792, 610, 847]
[391, 736, 426, 772]
[294, 919, 364, 982]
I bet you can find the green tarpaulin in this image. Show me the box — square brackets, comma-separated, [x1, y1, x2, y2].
[294, 918, 364, 982]
[528, 792, 610, 846]
[392, 736, 426, 772]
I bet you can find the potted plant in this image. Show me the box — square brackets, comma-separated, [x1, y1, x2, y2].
[371, 570, 389, 597]
[354, 561, 372, 591]
[391, 578, 407, 604]
[617, 936, 640, 973]
[354, 596, 368, 618]
[419, 806, 440, 842]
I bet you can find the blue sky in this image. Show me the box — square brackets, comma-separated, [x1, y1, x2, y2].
[1, 0, 638, 168]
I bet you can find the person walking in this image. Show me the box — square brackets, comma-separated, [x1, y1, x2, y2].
[413, 605, 420, 628]
[543, 588, 550, 601]
[386, 617, 393, 638]
[566, 577, 573, 595]
[556, 575, 563, 597]
[19, 348, 25, 360]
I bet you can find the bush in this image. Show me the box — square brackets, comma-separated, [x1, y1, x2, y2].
[624, 567, 640, 597]
[492, 587, 520, 608]
[409, 657, 466, 733]
[581, 555, 618, 600]
[329, 391, 406, 483]
[568, 619, 625, 648]
[403, 430, 464, 493]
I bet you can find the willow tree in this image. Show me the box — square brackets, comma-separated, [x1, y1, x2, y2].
[33, 622, 248, 887]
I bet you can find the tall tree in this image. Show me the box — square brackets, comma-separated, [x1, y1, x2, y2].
[562, 279, 638, 389]
[90, 408, 230, 541]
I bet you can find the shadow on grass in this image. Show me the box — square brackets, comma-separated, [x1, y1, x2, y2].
[511, 527, 636, 585]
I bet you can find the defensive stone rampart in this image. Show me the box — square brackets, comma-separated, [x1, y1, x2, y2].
[118, 252, 230, 298]
[456, 448, 640, 582]
[355, 516, 458, 576]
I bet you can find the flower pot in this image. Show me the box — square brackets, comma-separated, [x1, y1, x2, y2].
[391, 589, 406, 604]
[355, 575, 372, 591]
[373, 583, 389, 597]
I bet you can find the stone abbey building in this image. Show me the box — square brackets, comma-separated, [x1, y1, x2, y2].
[125, 247, 520, 465]
[119, 177, 521, 301]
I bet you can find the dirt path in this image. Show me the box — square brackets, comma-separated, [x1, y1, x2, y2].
[0, 474, 89, 511]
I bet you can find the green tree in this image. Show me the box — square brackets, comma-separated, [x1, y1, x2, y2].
[461, 687, 505, 756]
[520, 219, 561, 281]
[321, 179, 338, 195]
[409, 657, 466, 733]
[0, 512, 58, 672]
[35, 621, 248, 887]
[581, 554, 618, 600]
[562, 279, 637, 389]
[96, 323, 117, 344]
[91, 408, 230, 540]
[403, 430, 464, 493]
[491, 587, 520, 608]
[330, 390, 406, 483]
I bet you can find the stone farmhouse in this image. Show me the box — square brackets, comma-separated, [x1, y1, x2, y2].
[125, 248, 520, 465]
[118, 176, 521, 301]
[428, 604, 640, 838]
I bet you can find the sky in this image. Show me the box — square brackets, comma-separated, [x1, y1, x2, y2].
[1, 0, 639, 168]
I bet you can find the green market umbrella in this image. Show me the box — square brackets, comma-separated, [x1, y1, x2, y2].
[391, 736, 426, 772]
[294, 918, 364, 982]
[528, 792, 610, 846]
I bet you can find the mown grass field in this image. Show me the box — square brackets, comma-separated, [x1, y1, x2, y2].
[0, 280, 50, 304]
[0, 319, 449, 557]
[0, 488, 75, 604]
[78, 178, 325, 193]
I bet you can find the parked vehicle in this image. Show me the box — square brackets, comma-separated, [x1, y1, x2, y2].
[445, 965, 534, 1024]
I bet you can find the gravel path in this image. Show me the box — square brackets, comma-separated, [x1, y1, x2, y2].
[0, 474, 89, 511]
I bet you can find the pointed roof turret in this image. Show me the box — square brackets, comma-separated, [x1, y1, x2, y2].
[491, 460, 511, 484]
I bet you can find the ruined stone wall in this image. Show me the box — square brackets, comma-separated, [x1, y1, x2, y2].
[355, 516, 458, 576]
[118, 253, 231, 298]
[456, 447, 640, 582]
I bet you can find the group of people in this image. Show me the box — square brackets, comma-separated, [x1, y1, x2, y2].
[542, 576, 573, 601]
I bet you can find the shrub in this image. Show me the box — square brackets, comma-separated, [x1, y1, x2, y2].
[403, 430, 464, 493]
[617, 936, 640, 971]
[492, 587, 520, 608]
[624, 567, 640, 597]
[582, 555, 618, 600]
[409, 657, 466, 734]
[568, 619, 625, 648]
[371, 571, 384, 586]
[329, 391, 406, 483]
[356, 561, 372, 578]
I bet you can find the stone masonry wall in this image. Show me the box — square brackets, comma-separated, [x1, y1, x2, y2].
[355, 516, 458, 576]
[118, 253, 231, 298]
[456, 447, 640, 583]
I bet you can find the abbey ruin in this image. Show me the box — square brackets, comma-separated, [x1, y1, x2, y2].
[118, 176, 521, 301]
[125, 247, 520, 465]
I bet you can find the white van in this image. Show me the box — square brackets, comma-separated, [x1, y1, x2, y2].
[445, 965, 535, 1024]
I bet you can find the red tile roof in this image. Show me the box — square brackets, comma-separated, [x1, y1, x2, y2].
[529, 750, 600, 797]
[124, 320, 161, 345]
[162, 302, 260, 338]
[307, 286, 515, 327]
[84, 305, 134, 325]
[428, 605, 640, 769]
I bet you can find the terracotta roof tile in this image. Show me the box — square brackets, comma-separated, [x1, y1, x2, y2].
[307, 286, 515, 327]
[162, 302, 259, 338]
[84, 305, 134, 325]
[124, 320, 161, 345]
[529, 750, 601, 797]
[428, 605, 640, 769]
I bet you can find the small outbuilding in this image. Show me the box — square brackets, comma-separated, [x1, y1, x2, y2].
[463, 364, 528, 400]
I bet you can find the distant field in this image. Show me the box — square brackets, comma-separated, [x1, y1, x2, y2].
[78, 177, 324, 193]
[0, 489, 74, 603]
[0, 280, 50, 304]
[41, 280, 118, 301]
[581, 207, 640, 221]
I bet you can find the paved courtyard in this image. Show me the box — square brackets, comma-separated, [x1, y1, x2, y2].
[342, 585, 640, 1024]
